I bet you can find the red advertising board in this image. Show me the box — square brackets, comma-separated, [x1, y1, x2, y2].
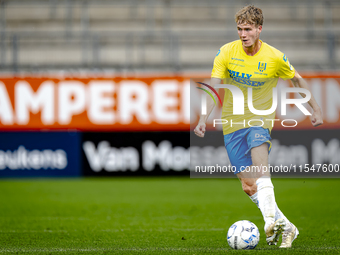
[0, 74, 339, 131]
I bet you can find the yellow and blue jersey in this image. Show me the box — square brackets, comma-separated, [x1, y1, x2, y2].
[211, 40, 295, 135]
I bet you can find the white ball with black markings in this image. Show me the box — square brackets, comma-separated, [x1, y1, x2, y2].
[227, 220, 260, 250]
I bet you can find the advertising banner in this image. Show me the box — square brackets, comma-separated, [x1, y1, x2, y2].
[0, 77, 189, 131]
[0, 74, 339, 131]
[82, 132, 190, 176]
[0, 74, 339, 177]
[0, 132, 81, 177]
[81, 130, 340, 177]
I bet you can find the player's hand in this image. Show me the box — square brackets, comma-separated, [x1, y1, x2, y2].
[311, 109, 323, 127]
[194, 122, 206, 138]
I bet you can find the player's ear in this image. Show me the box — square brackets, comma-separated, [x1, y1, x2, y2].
[257, 25, 262, 33]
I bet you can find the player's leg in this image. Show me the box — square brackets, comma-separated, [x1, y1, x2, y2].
[224, 127, 297, 247]
[249, 143, 286, 245]
[239, 166, 297, 247]
[245, 127, 296, 246]
[251, 143, 275, 229]
[236, 146, 279, 233]
[249, 140, 299, 248]
[224, 128, 259, 205]
[239, 176, 292, 235]
[225, 128, 276, 225]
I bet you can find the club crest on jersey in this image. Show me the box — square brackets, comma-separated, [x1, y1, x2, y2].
[258, 62, 267, 72]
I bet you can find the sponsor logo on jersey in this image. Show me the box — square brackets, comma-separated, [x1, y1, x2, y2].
[228, 70, 252, 79]
[231, 57, 244, 62]
[228, 70, 265, 87]
[216, 49, 220, 56]
[258, 62, 267, 72]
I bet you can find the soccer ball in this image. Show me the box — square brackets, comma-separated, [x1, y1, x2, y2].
[227, 220, 260, 250]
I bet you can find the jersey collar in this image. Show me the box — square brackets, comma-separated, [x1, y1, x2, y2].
[240, 39, 264, 58]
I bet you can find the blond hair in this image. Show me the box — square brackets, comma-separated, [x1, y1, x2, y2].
[235, 5, 263, 26]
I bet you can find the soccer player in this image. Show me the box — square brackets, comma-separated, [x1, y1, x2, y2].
[194, 5, 323, 248]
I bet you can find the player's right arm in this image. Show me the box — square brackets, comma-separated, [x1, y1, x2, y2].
[194, 78, 222, 138]
[194, 46, 228, 138]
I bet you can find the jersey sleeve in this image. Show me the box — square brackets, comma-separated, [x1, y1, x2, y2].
[276, 53, 295, 80]
[211, 47, 228, 79]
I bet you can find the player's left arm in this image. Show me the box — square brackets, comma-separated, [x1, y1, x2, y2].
[290, 71, 323, 127]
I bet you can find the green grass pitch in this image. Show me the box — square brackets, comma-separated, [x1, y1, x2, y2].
[0, 177, 339, 254]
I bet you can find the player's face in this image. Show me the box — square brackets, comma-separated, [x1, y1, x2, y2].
[237, 23, 262, 48]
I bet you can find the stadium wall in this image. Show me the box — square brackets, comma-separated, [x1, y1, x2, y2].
[0, 74, 339, 177]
